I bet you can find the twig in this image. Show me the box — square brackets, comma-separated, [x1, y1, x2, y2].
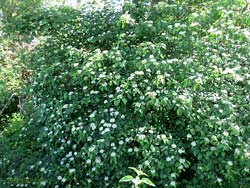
[18, 96, 24, 114]
[0, 93, 15, 116]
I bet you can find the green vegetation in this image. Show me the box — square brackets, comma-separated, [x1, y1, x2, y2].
[119, 167, 155, 188]
[0, 0, 250, 187]
[0, 0, 42, 21]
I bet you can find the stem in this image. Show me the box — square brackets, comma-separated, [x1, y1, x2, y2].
[0, 93, 15, 116]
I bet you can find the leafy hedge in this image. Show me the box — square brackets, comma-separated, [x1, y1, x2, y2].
[1, 1, 250, 187]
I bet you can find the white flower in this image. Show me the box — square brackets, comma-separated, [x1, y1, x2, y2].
[110, 118, 115, 123]
[140, 96, 145, 100]
[179, 31, 186, 36]
[191, 22, 199, 27]
[40, 181, 46, 186]
[120, 11, 135, 25]
[138, 134, 146, 140]
[161, 134, 167, 140]
[139, 127, 145, 132]
[121, 115, 125, 119]
[89, 146, 95, 152]
[168, 25, 173, 29]
[191, 141, 196, 147]
[187, 134, 192, 139]
[217, 178, 222, 183]
[174, 23, 181, 27]
[89, 111, 96, 118]
[119, 140, 124, 145]
[227, 161, 233, 166]
[62, 178, 67, 183]
[69, 169, 76, 173]
[223, 131, 229, 137]
[178, 149, 185, 154]
[244, 168, 249, 172]
[111, 152, 116, 157]
[40, 167, 45, 172]
[95, 158, 101, 164]
[210, 146, 216, 151]
[135, 102, 141, 107]
[86, 159, 91, 164]
[150, 169, 156, 174]
[170, 181, 176, 186]
[134, 147, 139, 152]
[179, 158, 185, 164]
[166, 157, 172, 161]
[104, 176, 109, 181]
[234, 148, 240, 155]
[233, 125, 240, 132]
[146, 91, 157, 98]
[90, 123, 96, 130]
[104, 128, 110, 132]
[171, 173, 176, 178]
[171, 144, 177, 149]
[128, 148, 133, 152]
[134, 71, 144, 75]
[106, 123, 111, 127]
[145, 160, 150, 166]
[57, 176, 62, 180]
[112, 124, 117, 129]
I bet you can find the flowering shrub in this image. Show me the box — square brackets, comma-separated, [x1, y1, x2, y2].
[1, 0, 250, 187]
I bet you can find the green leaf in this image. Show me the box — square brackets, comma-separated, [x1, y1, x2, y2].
[119, 175, 134, 182]
[141, 178, 155, 187]
[114, 99, 120, 107]
[129, 167, 148, 177]
[122, 97, 127, 105]
[177, 108, 182, 116]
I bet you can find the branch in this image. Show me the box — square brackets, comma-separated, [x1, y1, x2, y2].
[0, 93, 15, 116]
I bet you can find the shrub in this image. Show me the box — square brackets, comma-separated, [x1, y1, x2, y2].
[0, 32, 21, 130]
[0, 113, 26, 186]
[2, 1, 250, 187]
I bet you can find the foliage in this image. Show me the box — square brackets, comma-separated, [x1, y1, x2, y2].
[0, 32, 22, 130]
[0, 0, 42, 21]
[1, 0, 250, 187]
[119, 167, 155, 188]
[0, 113, 25, 186]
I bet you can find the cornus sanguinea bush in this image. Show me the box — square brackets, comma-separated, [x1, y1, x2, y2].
[1, 0, 250, 187]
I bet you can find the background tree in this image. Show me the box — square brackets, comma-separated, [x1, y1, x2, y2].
[0, 0, 43, 22]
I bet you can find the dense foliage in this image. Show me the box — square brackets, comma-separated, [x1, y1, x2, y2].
[1, 0, 250, 187]
[0, 0, 42, 21]
[0, 30, 22, 129]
